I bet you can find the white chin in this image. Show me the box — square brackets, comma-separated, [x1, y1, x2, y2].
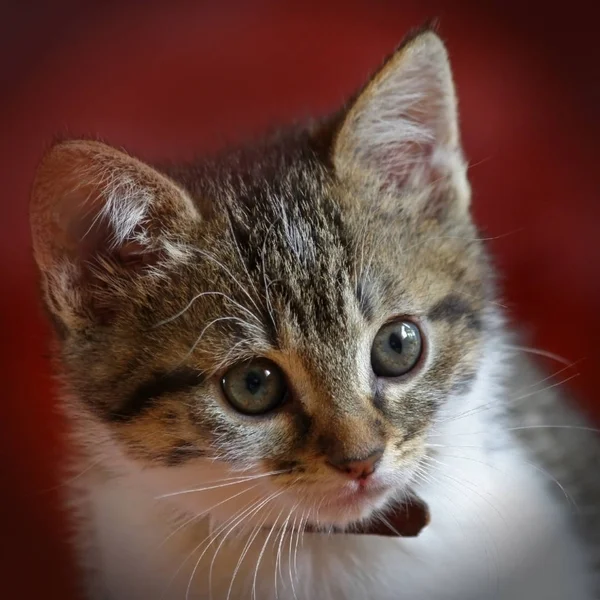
[308, 488, 392, 528]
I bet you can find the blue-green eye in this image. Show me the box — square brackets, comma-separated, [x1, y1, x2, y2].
[371, 320, 423, 377]
[221, 359, 287, 415]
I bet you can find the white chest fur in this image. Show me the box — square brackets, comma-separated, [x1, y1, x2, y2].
[77, 425, 593, 600]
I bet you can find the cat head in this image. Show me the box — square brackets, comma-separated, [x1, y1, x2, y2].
[30, 29, 494, 528]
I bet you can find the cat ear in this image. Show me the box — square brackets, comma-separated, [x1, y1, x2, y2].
[30, 140, 200, 324]
[333, 29, 469, 213]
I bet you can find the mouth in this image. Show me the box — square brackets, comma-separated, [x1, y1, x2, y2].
[306, 492, 430, 537]
[262, 484, 430, 538]
[321, 481, 390, 510]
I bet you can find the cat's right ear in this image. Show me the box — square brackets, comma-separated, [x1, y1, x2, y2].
[30, 140, 200, 327]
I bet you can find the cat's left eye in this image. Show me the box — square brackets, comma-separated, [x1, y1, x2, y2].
[371, 319, 423, 378]
[221, 358, 287, 415]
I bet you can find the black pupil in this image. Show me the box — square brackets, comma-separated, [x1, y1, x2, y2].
[389, 332, 403, 354]
[245, 371, 262, 395]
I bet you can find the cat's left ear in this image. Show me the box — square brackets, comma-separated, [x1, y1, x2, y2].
[332, 29, 469, 213]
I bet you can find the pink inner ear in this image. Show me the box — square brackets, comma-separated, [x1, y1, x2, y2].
[31, 140, 200, 281]
[374, 140, 437, 190]
[333, 33, 464, 200]
[116, 239, 161, 270]
[55, 187, 110, 261]
[55, 187, 158, 270]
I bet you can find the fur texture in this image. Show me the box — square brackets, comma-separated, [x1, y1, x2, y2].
[30, 29, 599, 599]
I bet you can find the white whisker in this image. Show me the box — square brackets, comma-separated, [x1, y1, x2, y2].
[274, 503, 296, 599]
[438, 370, 581, 427]
[157, 483, 259, 549]
[153, 291, 261, 329]
[159, 496, 257, 600]
[156, 469, 288, 499]
[209, 494, 275, 598]
[37, 459, 103, 494]
[293, 509, 308, 583]
[185, 489, 283, 600]
[423, 455, 507, 527]
[507, 373, 580, 405]
[508, 424, 600, 435]
[260, 218, 281, 334]
[225, 509, 270, 600]
[421, 456, 502, 589]
[252, 506, 284, 600]
[288, 512, 300, 600]
[505, 344, 576, 367]
[225, 210, 264, 321]
[192, 247, 263, 317]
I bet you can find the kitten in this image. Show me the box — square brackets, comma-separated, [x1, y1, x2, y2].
[30, 28, 600, 600]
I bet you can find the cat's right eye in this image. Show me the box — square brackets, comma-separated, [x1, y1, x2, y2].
[221, 358, 287, 415]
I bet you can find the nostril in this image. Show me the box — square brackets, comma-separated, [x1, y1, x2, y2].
[327, 448, 384, 480]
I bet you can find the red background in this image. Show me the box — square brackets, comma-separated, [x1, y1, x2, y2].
[1, 1, 599, 598]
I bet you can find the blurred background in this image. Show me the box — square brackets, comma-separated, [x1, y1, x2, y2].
[1, 1, 599, 597]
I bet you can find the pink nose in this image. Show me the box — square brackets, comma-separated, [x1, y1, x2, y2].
[327, 449, 383, 480]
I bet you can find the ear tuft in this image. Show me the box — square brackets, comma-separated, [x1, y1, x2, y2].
[31, 140, 198, 269]
[333, 30, 469, 212]
[30, 140, 200, 323]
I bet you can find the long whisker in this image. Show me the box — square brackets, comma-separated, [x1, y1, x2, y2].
[507, 424, 600, 435]
[406, 230, 523, 252]
[224, 210, 264, 317]
[293, 508, 308, 584]
[185, 490, 283, 600]
[156, 469, 288, 499]
[225, 508, 271, 600]
[437, 369, 580, 427]
[507, 373, 580, 405]
[275, 496, 300, 599]
[153, 291, 261, 329]
[430, 446, 575, 510]
[288, 512, 300, 600]
[37, 459, 103, 495]
[431, 423, 600, 440]
[509, 361, 581, 397]
[209, 495, 275, 598]
[260, 217, 281, 335]
[504, 344, 576, 367]
[181, 315, 262, 363]
[157, 483, 259, 549]
[192, 247, 263, 317]
[274, 505, 294, 599]
[159, 496, 257, 600]
[423, 455, 508, 527]
[411, 465, 462, 530]
[427, 446, 579, 517]
[252, 506, 285, 600]
[520, 458, 577, 510]
[186, 505, 259, 600]
[377, 513, 402, 537]
[420, 456, 502, 588]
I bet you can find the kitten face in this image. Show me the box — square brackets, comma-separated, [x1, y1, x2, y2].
[31, 30, 492, 528]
